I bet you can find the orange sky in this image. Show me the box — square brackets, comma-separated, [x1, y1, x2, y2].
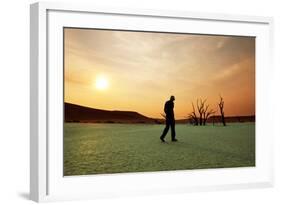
[64, 28, 255, 119]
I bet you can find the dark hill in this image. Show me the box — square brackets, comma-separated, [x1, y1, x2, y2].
[208, 115, 255, 123]
[65, 103, 155, 123]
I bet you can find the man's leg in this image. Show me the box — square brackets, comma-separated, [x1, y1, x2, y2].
[171, 120, 177, 141]
[160, 120, 170, 141]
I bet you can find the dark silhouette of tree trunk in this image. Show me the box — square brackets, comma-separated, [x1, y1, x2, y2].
[188, 99, 215, 126]
[202, 104, 216, 125]
[188, 102, 198, 125]
[197, 99, 206, 126]
[218, 95, 226, 126]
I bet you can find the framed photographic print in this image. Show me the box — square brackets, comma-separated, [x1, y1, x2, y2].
[30, 2, 274, 202]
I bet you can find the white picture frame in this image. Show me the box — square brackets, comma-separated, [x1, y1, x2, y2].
[30, 2, 274, 202]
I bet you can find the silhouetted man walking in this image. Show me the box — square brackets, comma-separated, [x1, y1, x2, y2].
[160, 96, 178, 142]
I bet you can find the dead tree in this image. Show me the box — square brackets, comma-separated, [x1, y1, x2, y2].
[155, 113, 166, 125]
[188, 99, 215, 126]
[197, 99, 206, 125]
[218, 95, 226, 126]
[188, 102, 198, 125]
[202, 104, 216, 125]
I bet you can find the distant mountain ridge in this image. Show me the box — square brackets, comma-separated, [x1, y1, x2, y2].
[64, 103, 155, 123]
[65, 102, 255, 124]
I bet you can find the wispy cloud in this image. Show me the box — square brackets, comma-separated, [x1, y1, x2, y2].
[64, 28, 255, 118]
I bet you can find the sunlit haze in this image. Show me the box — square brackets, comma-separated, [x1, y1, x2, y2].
[64, 28, 255, 119]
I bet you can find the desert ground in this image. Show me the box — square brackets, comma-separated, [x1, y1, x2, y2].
[64, 122, 255, 176]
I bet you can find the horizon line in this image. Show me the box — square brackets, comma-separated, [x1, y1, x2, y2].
[64, 101, 255, 119]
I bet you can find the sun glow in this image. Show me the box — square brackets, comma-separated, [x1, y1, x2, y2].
[95, 75, 109, 90]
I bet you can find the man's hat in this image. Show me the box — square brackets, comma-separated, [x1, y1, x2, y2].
[170, 95, 175, 100]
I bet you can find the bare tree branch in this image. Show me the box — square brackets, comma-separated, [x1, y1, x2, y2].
[218, 95, 226, 126]
[188, 98, 215, 126]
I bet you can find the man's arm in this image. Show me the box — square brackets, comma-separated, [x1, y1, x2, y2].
[164, 102, 168, 114]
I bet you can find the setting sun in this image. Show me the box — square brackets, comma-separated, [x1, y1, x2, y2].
[65, 28, 255, 118]
[95, 75, 109, 90]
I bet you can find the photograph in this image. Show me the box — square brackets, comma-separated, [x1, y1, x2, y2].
[63, 28, 255, 176]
